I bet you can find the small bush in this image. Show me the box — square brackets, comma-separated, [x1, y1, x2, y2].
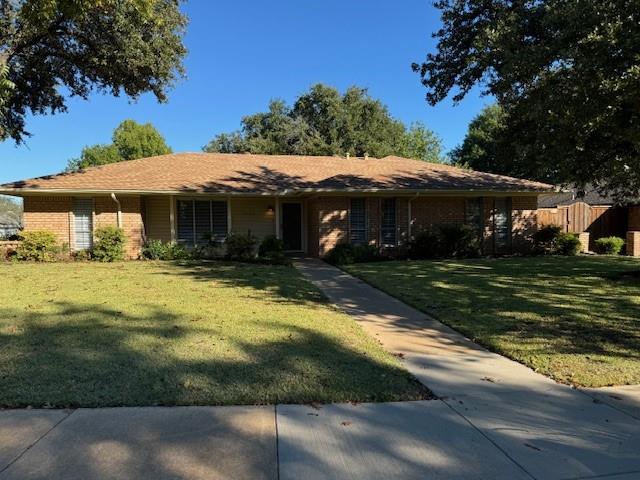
[439, 224, 481, 258]
[226, 232, 258, 261]
[259, 235, 284, 257]
[258, 235, 288, 264]
[533, 225, 562, 254]
[554, 232, 581, 256]
[72, 249, 91, 261]
[141, 240, 191, 260]
[325, 243, 357, 265]
[325, 243, 383, 265]
[353, 244, 383, 262]
[92, 226, 125, 262]
[15, 230, 58, 262]
[409, 230, 442, 259]
[595, 236, 625, 255]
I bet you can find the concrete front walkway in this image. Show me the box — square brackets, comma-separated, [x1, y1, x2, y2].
[293, 258, 640, 480]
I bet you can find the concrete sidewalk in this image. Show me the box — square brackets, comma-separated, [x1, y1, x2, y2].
[294, 258, 640, 480]
[1, 406, 277, 480]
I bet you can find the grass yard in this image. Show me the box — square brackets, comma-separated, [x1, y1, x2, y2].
[345, 256, 640, 387]
[0, 261, 429, 408]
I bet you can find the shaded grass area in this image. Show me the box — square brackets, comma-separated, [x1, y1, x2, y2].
[0, 261, 429, 407]
[345, 257, 640, 387]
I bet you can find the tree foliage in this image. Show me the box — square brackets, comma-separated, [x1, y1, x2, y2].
[0, 0, 187, 143]
[67, 119, 171, 170]
[413, 0, 640, 198]
[450, 104, 513, 174]
[0, 195, 22, 222]
[204, 84, 444, 162]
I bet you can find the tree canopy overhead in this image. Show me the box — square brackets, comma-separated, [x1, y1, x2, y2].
[67, 119, 171, 170]
[204, 84, 444, 163]
[413, 0, 640, 198]
[0, 0, 187, 143]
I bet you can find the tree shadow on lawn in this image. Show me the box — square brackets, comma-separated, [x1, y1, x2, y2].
[351, 257, 640, 366]
[0, 301, 430, 408]
[150, 260, 330, 307]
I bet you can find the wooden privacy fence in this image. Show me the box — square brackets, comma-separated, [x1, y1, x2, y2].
[538, 202, 628, 250]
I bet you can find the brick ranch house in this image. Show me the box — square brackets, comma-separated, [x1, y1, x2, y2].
[0, 153, 556, 258]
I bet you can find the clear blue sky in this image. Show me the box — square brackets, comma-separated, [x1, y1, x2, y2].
[0, 0, 490, 184]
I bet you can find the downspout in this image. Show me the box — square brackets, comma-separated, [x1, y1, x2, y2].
[110, 193, 123, 229]
[408, 193, 419, 241]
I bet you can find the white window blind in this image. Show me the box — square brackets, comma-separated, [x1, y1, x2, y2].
[177, 199, 228, 245]
[73, 198, 93, 251]
[350, 198, 367, 245]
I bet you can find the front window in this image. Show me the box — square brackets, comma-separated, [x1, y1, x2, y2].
[494, 197, 512, 252]
[177, 199, 228, 246]
[465, 197, 484, 235]
[350, 198, 367, 245]
[381, 198, 397, 247]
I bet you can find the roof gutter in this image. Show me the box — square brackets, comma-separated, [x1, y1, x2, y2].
[0, 187, 555, 197]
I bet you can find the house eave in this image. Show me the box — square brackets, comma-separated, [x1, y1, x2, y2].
[0, 187, 554, 197]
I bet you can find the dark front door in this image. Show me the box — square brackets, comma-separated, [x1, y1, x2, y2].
[282, 203, 302, 251]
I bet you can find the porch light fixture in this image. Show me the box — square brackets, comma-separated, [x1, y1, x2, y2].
[266, 205, 275, 215]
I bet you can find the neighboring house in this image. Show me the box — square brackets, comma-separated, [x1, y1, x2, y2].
[0, 153, 554, 258]
[537, 184, 638, 251]
[0, 212, 21, 238]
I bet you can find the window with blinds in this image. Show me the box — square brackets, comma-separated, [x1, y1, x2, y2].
[465, 197, 484, 234]
[176, 199, 228, 245]
[73, 198, 93, 251]
[381, 198, 397, 247]
[350, 198, 367, 245]
[494, 197, 512, 252]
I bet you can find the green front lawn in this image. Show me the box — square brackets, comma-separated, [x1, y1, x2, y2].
[345, 257, 640, 387]
[0, 262, 429, 407]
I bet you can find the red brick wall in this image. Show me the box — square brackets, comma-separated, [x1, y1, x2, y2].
[22, 195, 144, 259]
[512, 196, 538, 252]
[411, 197, 465, 233]
[306, 198, 320, 257]
[304, 194, 542, 257]
[23, 196, 73, 247]
[317, 197, 349, 256]
[94, 196, 144, 259]
[366, 198, 380, 247]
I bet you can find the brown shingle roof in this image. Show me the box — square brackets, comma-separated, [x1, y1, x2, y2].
[0, 153, 554, 195]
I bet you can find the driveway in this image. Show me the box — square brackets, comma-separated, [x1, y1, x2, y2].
[1, 259, 639, 480]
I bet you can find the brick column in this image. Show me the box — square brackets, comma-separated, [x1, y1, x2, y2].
[626, 231, 640, 257]
[578, 232, 590, 253]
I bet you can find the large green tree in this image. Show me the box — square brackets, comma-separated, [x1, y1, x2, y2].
[204, 84, 444, 163]
[67, 119, 171, 170]
[0, 0, 187, 143]
[450, 104, 514, 174]
[413, 0, 640, 197]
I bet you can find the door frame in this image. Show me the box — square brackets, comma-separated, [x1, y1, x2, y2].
[280, 200, 304, 252]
